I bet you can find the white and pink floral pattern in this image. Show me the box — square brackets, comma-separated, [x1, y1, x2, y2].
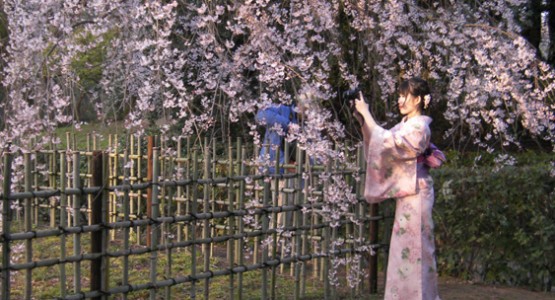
[364, 115, 440, 300]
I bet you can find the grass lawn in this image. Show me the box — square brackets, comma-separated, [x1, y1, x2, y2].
[52, 121, 127, 150]
[8, 233, 379, 299]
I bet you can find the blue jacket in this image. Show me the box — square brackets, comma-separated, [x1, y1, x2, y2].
[255, 104, 296, 174]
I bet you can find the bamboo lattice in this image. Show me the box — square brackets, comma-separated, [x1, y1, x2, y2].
[0, 135, 385, 300]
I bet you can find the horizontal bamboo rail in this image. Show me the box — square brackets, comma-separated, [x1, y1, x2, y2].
[0, 135, 385, 300]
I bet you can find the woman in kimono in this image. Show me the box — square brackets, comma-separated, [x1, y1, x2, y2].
[354, 77, 441, 300]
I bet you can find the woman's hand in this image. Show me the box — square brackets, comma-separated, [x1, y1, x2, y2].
[354, 92, 369, 115]
[354, 91, 377, 131]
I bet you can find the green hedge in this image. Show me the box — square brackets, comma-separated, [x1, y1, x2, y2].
[432, 162, 555, 291]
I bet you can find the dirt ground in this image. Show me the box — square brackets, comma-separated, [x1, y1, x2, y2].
[358, 273, 555, 300]
[192, 245, 555, 300]
[437, 276, 555, 300]
[224, 245, 555, 300]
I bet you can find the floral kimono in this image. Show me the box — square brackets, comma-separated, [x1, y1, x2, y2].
[364, 115, 440, 300]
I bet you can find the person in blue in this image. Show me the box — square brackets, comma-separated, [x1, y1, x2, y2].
[255, 103, 298, 237]
[255, 104, 297, 174]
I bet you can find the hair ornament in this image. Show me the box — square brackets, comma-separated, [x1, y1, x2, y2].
[423, 94, 431, 109]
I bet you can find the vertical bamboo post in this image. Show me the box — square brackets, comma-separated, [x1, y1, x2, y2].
[369, 204, 379, 294]
[270, 146, 280, 300]
[288, 146, 296, 277]
[59, 152, 67, 298]
[24, 153, 32, 300]
[227, 139, 236, 299]
[209, 140, 217, 258]
[253, 143, 262, 266]
[288, 141, 301, 274]
[356, 145, 366, 294]
[49, 148, 57, 228]
[69, 135, 75, 226]
[111, 134, 119, 240]
[313, 208, 321, 281]
[190, 149, 199, 299]
[185, 137, 191, 242]
[314, 184, 322, 281]
[2, 146, 12, 300]
[202, 137, 211, 300]
[164, 188, 173, 300]
[66, 132, 72, 227]
[73, 152, 82, 294]
[72, 130, 77, 149]
[322, 158, 332, 300]
[149, 148, 160, 300]
[333, 154, 342, 298]
[122, 149, 130, 300]
[342, 143, 355, 298]
[101, 152, 109, 300]
[29, 139, 37, 228]
[280, 140, 288, 275]
[260, 144, 272, 300]
[300, 151, 310, 298]
[129, 135, 136, 243]
[252, 142, 259, 266]
[136, 135, 143, 246]
[293, 146, 303, 300]
[90, 151, 105, 300]
[159, 136, 166, 245]
[236, 144, 246, 300]
[343, 143, 352, 298]
[87, 134, 93, 225]
[33, 150, 39, 227]
[176, 138, 183, 245]
[67, 157, 72, 227]
[146, 136, 154, 247]
[108, 134, 113, 235]
[162, 139, 174, 300]
[329, 158, 338, 300]
[364, 136, 379, 294]
[318, 175, 325, 280]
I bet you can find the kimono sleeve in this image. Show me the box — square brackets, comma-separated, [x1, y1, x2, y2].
[380, 122, 430, 159]
[364, 120, 430, 202]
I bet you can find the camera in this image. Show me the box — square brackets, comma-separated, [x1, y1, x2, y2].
[342, 86, 361, 101]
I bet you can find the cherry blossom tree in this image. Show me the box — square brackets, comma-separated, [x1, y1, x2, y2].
[1, 0, 553, 154]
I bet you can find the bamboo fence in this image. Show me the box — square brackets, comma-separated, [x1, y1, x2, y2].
[0, 134, 385, 300]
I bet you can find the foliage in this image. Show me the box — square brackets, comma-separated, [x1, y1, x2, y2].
[69, 29, 116, 122]
[432, 156, 555, 291]
[53, 121, 126, 150]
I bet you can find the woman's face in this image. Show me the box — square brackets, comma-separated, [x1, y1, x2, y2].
[398, 93, 422, 118]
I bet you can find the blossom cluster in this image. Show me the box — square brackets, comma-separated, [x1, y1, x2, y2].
[1, 0, 553, 155]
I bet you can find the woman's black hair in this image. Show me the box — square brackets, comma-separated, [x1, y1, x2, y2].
[399, 77, 432, 109]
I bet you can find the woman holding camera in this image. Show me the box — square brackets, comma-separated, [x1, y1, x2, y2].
[355, 77, 442, 300]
